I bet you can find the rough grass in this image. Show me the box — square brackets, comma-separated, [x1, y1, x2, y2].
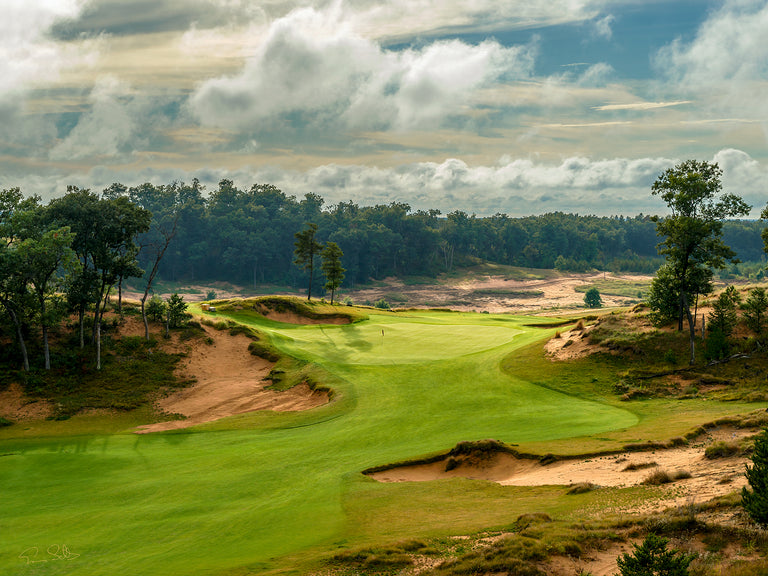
[13, 334, 190, 419]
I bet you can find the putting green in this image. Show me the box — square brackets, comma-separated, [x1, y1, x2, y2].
[270, 317, 523, 364]
[0, 309, 681, 575]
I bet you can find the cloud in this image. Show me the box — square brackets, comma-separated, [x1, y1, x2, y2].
[49, 76, 178, 161]
[593, 101, 691, 111]
[593, 14, 614, 40]
[655, 0, 768, 121]
[0, 1, 88, 99]
[49, 0, 268, 39]
[12, 149, 768, 217]
[189, 5, 536, 134]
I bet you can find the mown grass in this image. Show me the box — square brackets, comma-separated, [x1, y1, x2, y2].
[1, 305, 766, 576]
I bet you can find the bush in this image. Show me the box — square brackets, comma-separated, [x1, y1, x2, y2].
[584, 287, 602, 308]
[704, 441, 740, 459]
[743, 428, 768, 527]
[373, 299, 391, 310]
[146, 295, 166, 323]
[205, 289, 217, 301]
[167, 293, 189, 328]
[616, 533, 694, 576]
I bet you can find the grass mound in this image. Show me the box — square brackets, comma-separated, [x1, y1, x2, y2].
[207, 295, 368, 324]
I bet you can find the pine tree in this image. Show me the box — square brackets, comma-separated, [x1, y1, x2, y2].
[743, 428, 768, 527]
[741, 287, 768, 335]
[321, 241, 345, 304]
[616, 533, 694, 576]
[293, 223, 323, 301]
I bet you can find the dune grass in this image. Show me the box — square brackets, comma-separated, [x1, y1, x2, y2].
[0, 307, 764, 576]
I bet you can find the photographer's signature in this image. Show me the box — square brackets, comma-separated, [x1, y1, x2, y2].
[19, 544, 80, 564]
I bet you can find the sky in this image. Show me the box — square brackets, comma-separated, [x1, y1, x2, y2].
[2, 0, 768, 216]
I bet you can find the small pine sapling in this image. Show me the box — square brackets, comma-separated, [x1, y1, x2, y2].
[616, 533, 694, 576]
[743, 428, 768, 527]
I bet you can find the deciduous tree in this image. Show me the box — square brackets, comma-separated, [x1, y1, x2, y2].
[650, 160, 750, 364]
[584, 287, 602, 308]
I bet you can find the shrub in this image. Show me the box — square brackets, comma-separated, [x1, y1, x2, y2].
[642, 469, 673, 485]
[373, 299, 391, 310]
[567, 482, 597, 495]
[584, 287, 602, 308]
[205, 289, 217, 301]
[704, 441, 740, 459]
[167, 293, 189, 328]
[616, 533, 694, 576]
[146, 295, 166, 322]
[623, 461, 657, 472]
[0, 417, 13, 427]
[742, 428, 768, 527]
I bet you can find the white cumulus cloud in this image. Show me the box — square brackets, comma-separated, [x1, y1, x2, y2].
[0, 1, 88, 100]
[655, 0, 768, 122]
[189, 5, 535, 133]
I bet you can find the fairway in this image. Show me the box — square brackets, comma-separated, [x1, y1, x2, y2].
[0, 309, 757, 575]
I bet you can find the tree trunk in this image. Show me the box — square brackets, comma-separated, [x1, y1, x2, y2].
[6, 306, 30, 371]
[682, 292, 696, 365]
[117, 278, 123, 318]
[141, 295, 150, 341]
[96, 320, 101, 371]
[43, 324, 50, 370]
[78, 305, 85, 348]
[308, 262, 313, 301]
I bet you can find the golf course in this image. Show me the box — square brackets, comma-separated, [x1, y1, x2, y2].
[0, 304, 763, 576]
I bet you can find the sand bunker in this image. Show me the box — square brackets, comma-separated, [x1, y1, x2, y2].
[135, 323, 328, 433]
[370, 427, 755, 511]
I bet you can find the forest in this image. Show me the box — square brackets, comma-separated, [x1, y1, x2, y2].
[41, 180, 767, 289]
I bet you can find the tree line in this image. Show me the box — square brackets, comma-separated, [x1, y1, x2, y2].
[83, 179, 766, 292]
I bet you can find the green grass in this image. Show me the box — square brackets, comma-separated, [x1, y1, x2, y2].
[0, 307, 764, 576]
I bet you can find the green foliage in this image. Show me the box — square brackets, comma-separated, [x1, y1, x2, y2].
[708, 286, 741, 337]
[584, 287, 603, 308]
[294, 222, 323, 300]
[743, 428, 768, 527]
[145, 294, 166, 322]
[374, 298, 391, 310]
[166, 292, 189, 328]
[649, 160, 749, 363]
[741, 287, 768, 335]
[616, 533, 694, 576]
[647, 264, 685, 326]
[205, 289, 217, 301]
[320, 240, 345, 304]
[705, 327, 730, 361]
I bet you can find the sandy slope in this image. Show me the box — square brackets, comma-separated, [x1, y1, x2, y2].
[135, 323, 329, 433]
